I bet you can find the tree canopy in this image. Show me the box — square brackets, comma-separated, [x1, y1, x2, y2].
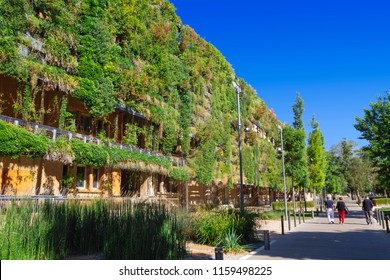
[307, 116, 327, 194]
[355, 92, 390, 191]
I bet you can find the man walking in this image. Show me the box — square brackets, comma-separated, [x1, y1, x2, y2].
[362, 196, 374, 224]
[325, 194, 335, 224]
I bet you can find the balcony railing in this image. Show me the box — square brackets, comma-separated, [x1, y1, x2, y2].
[0, 114, 186, 166]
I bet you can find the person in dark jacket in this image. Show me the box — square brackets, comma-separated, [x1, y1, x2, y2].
[336, 196, 347, 224]
[362, 196, 374, 224]
[324, 194, 335, 224]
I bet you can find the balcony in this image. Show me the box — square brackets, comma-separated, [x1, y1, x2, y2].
[0, 114, 180, 164]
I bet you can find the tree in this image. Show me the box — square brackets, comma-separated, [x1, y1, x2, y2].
[291, 92, 308, 189]
[293, 92, 304, 130]
[354, 92, 390, 193]
[283, 92, 308, 209]
[325, 151, 346, 195]
[307, 116, 327, 195]
[327, 139, 376, 200]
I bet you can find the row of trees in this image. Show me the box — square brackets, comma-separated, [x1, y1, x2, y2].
[280, 92, 389, 205]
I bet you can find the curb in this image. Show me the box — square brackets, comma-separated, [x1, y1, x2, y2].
[239, 240, 277, 260]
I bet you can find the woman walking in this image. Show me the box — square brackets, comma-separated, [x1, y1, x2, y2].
[336, 197, 347, 224]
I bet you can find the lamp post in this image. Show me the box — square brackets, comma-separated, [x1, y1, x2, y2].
[278, 125, 288, 223]
[233, 81, 244, 214]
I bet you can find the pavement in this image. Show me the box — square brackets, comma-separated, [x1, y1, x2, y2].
[243, 197, 390, 260]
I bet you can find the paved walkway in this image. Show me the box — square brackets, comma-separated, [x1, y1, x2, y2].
[244, 197, 390, 260]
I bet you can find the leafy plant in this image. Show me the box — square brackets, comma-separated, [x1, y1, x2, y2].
[0, 119, 48, 158]
[169, 167, 190, 182]
[194, 210, 255, 246]
[220, 229, 246, 253]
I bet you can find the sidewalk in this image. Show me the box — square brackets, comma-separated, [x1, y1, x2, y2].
[244, 197, 390, 260]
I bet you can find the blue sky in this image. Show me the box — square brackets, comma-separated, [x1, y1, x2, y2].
[170, 0, 390, 150]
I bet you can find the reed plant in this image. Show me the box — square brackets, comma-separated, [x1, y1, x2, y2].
[0, 198, 185, 260]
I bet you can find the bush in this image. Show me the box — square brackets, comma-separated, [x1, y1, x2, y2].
[194, 210, 255, 246]
[272, 200, 314, 210]
[0, 120, 48, 158]
[221, 229, 246, 253]
[372, 198, 390, 206]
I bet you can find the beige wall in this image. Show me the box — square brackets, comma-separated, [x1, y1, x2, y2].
[111, 168, 121, 196]
[0, 156, 63, 195]
[1, 156, 37, 195]
[0, 156, 122, 197]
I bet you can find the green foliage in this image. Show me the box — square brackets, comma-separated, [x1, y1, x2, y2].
[272, 201, 314, 211]
[0, 119, 48, 158]
[178, 91, 192, 155]
[46, 136, 74, 164]
[307, 116, 327, 193]
[0, 0, 282, 188]
[282, 93, 308, 190]
[372, 198, 390, 206]
[194, 138, 216, 185]
[283, 124, 308, 188]
[326, 139, 376, 196]
[0, 199, 185, 260]
[71, 139, 109, 167]
[293, 92, 304, 130]
[169, 167, 190, 182]
[220, 229, 246, 253]
[122, 123, 140, 146]
[194, 210, 255, 246]
[355, 92, 390, 190]
[243, 146, 255, 184]
[108, 146, 171, 170]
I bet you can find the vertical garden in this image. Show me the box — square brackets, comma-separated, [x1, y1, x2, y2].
[0, 0, 281, 189]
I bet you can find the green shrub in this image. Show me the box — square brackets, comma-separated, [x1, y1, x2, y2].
[372, 198, 390, 206]
[71, 139, 109, 167]
[220, 229, 246, 253]
[194, 210, 255, 246]
[169, 167, 190, 182]
[0, 120, 48, 158]
[272, 200, 314, 210]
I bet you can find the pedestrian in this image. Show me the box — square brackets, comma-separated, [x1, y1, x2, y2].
[362, 196, 374, 224]
[336, 196, 347, 224]
[324, 194, 335, 224]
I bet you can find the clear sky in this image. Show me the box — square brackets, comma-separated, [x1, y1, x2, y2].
[170, 0, 390, 150]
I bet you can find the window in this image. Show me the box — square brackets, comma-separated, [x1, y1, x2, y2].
[80, 115, 92, 133]
[97, 120, 104, 134]
[93, 168, 99, 189]
[76, 166, 86, 189]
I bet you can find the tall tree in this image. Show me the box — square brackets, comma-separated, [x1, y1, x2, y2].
[328, 138, 357, 196]
[283, 92, 308, 210]
[325, 151, 346, 195]
[293, 92, 304, 130]
[354, 92, 390, 193]
[291, 92, 308, 189]
[307, 116, 327, 194]
[327, 140, 377, 200]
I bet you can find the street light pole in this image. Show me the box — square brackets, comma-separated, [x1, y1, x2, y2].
[278, 125, 288, 223]
[233, 81, 244, 214]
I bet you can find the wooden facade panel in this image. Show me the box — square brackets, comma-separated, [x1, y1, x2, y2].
[0, 157, 37, 195]
[111, 168, 121, 196]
